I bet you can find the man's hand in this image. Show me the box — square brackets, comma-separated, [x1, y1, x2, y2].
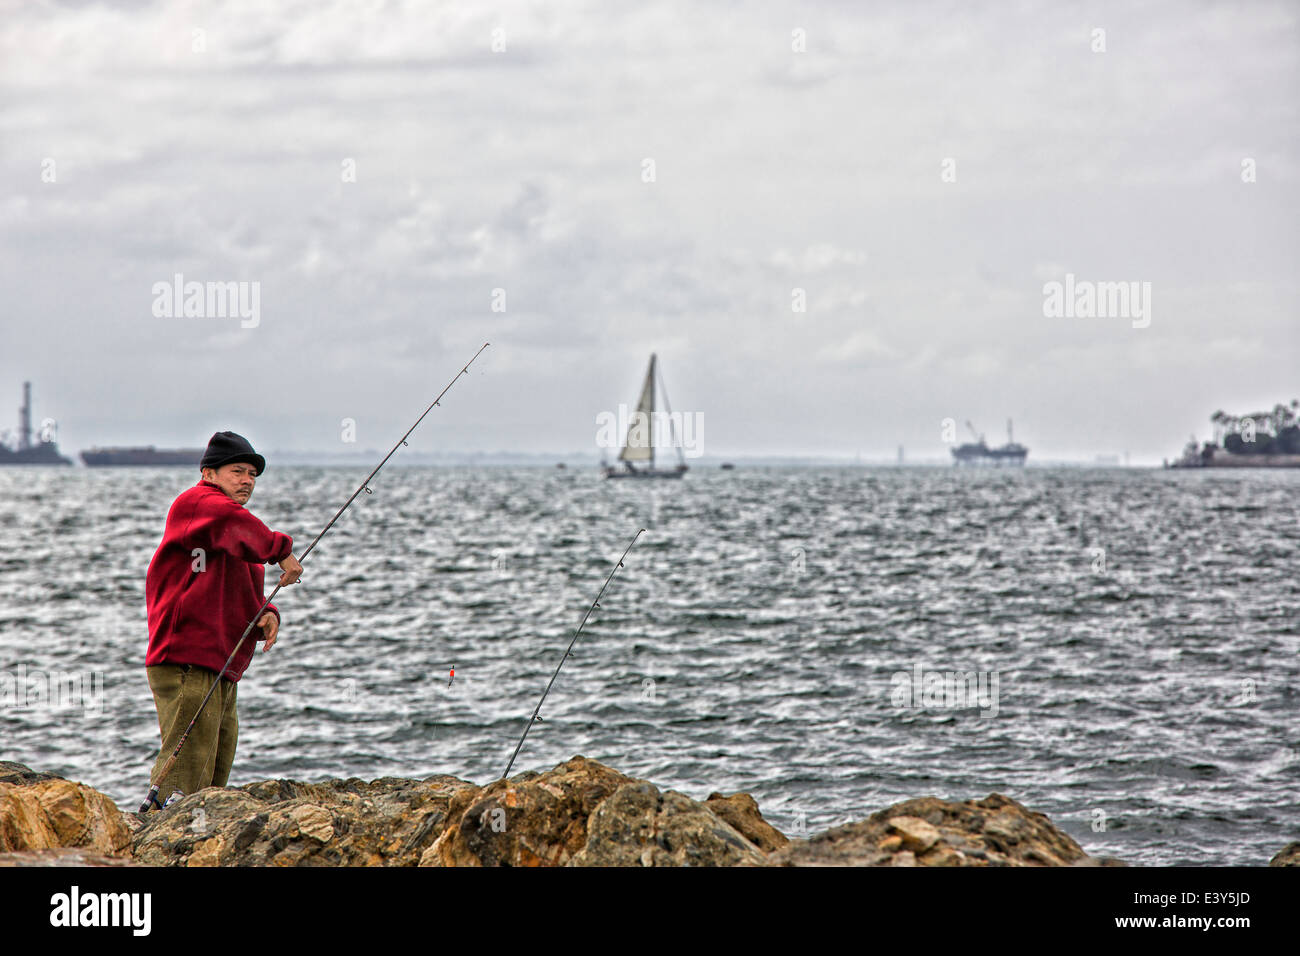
[278, 553, 303, 587]
[258, 612, 279, 652]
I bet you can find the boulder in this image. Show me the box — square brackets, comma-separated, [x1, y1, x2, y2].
[1269, 842, 1300, 866]
[705, 791, 789, 852]
[0, 766, 132, 859]
[419, 758, 770, 867]
[420, 755, 634, 866]
[132, 773, 479, 867]
[0, 761, 66, 786]
[768, 793, 1117, 867]
[570, 782, 767, 867]
[887, 815, 940, 853]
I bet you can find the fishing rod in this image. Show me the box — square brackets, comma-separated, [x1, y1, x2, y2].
[138, 342, 490, 815]
[501, 527, 645, 779]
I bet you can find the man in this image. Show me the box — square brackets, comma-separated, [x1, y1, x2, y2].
[143, 430, 302, 806]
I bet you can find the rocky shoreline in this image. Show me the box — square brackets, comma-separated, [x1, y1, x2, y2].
[1, 756, 1293, 866]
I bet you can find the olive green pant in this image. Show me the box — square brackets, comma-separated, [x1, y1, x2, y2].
[147, 663, 238, 803]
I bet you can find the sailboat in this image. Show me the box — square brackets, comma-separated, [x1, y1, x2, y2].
[602, 353, 688, 479]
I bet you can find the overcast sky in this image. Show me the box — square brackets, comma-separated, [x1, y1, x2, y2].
[2, 0, 1296, 463]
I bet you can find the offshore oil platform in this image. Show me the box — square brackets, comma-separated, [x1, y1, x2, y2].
[0, 382, 71, 466]
[951, 419, 1028, 466]
[0, 381, 203, 467]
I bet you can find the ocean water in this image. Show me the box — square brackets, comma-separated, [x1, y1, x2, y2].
[0, 464, 1296, 866]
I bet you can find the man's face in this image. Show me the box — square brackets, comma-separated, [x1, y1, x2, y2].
[202, 462, 257, 505]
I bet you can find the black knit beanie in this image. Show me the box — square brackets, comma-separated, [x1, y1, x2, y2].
[200, 431, 266, 475]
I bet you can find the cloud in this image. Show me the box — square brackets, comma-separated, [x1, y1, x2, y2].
[769, 244, 868, 272]
[816, 329, 897, 363]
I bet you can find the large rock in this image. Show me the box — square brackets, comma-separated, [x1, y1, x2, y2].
[570, 782, 767, 867]
[0, 765, 132, 859]
[768, 793, 1118, 867]
[133, 774, 479, 867]
[1269, 842, 1300, 866]
[420, 757, 771, 867]
[705, 791, 789, 853]
[0, 761, 66, 786]
[420, 755, 634, 866]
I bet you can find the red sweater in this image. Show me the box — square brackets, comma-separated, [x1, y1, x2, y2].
[145, 480, 293, 682]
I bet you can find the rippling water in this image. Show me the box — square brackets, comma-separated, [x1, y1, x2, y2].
[1, 465, 1297, 865]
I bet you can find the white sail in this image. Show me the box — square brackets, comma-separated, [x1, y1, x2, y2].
[618, 354, 656, 462]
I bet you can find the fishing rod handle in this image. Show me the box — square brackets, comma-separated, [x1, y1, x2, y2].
[137, 785, 161, 814]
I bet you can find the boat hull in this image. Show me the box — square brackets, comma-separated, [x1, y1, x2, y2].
[81, 447, 203, 467]
[602, 466, 687, 479]
[952, 445, 1027, 465]
[1169, 453, 1300, 469]
[0, 444, 72, 465]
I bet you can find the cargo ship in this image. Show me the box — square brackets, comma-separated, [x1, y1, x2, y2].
[0, 383, 72, 466]
[951, 419, 1028, 466]
[1167, 403, 1300, 468]
[81, 446, 203, 467]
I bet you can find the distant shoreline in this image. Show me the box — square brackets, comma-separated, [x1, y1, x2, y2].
[15, 457, 1185, 469]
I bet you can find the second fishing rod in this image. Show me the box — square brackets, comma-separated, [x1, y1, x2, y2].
[502, 527, 645, 779]
[137, 342, 490, 814]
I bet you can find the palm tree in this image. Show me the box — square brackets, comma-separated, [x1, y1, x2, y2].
[1210, 410, 1231, 444]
